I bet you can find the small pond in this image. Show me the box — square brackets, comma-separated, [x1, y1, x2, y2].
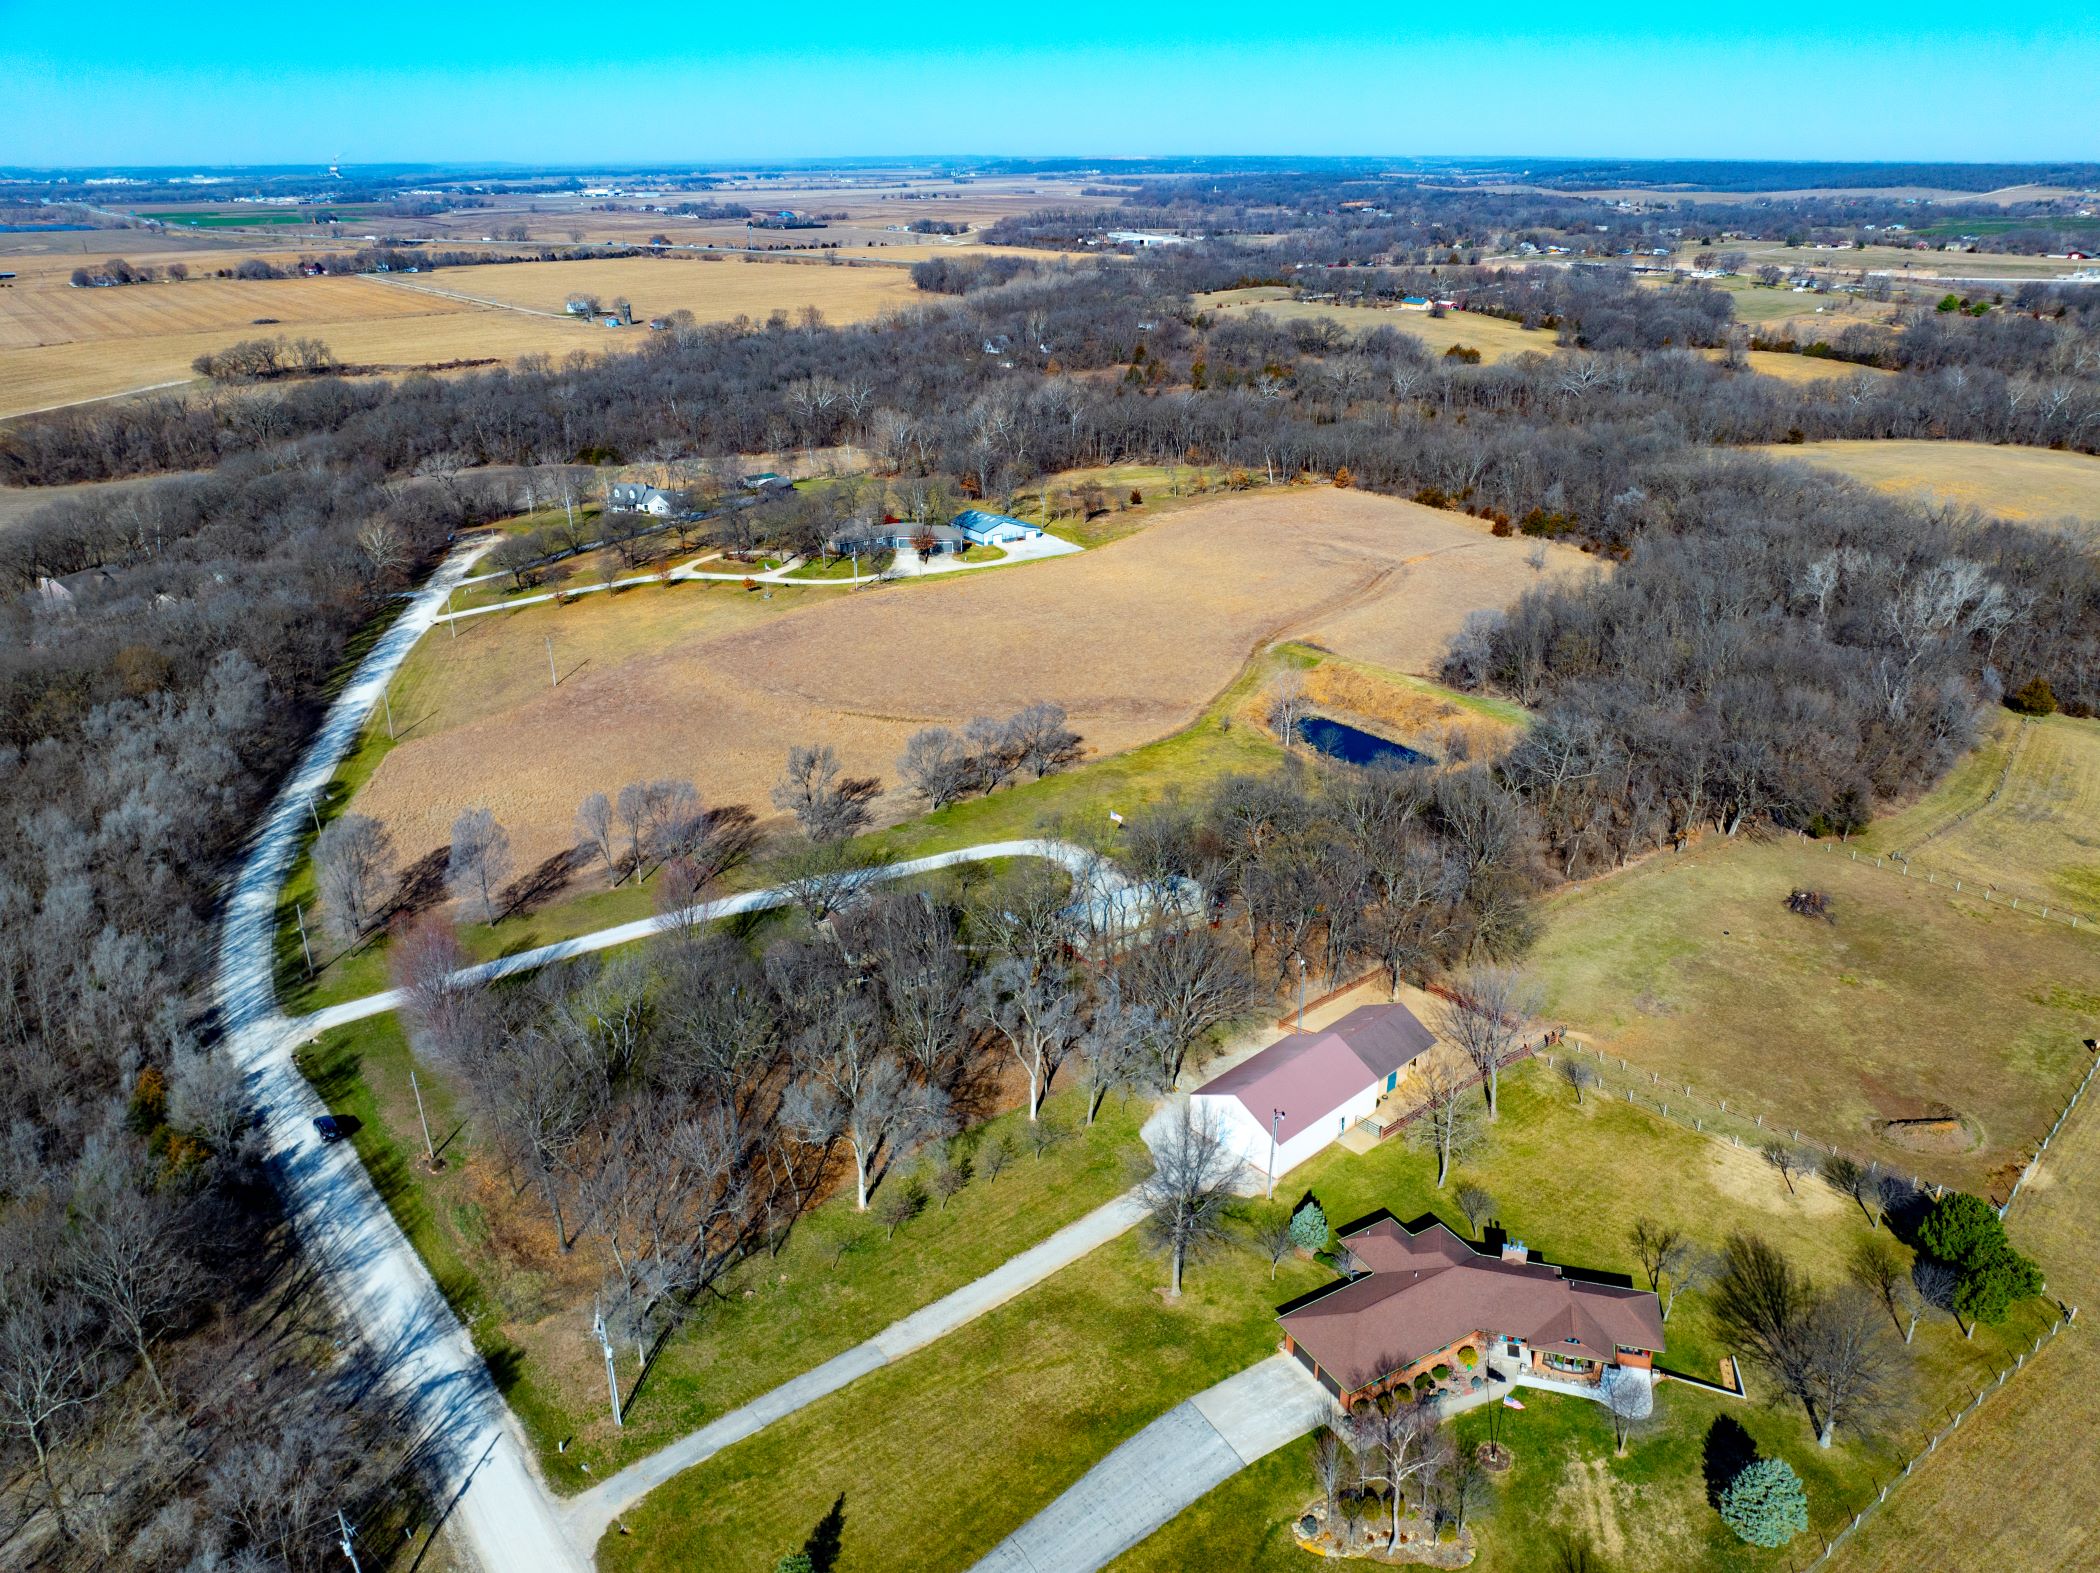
[1299, 715, 1432, 770]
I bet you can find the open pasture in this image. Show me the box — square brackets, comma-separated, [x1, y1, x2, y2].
[1854, 713, 2100, 915]
[1755, 439, 2100, 529]
[1527, 834, 2100, 1193]
[1194, 290, 1559, 363]
[351, 489, 1577, 875]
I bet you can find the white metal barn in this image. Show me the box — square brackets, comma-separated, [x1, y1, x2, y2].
[1191, 1005, 1437, 1180]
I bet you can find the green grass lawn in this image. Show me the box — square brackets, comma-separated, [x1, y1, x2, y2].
[598, 1063, 2049, 1571]
[299, 1010, 1151, 1487]
[1527, 833, 2100, 1193]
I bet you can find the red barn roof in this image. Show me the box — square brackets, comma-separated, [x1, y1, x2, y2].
[1195, 1005, 1436, 1145]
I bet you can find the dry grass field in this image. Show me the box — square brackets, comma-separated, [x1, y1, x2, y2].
[1194, 289, 1559, 363]
[1528, 834, 2100, 1193]
[351, 489, 1582, 873]
[1854, 713, 2100, 915]
[1757, 439, 2100, 528]
[1729, 349, 1895, 385]
[415, 254, 922, 323]
[0, 250, 936, 417]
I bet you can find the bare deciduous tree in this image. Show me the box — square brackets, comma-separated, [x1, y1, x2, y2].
[1115, 922, 1259, 1085]
[313, 812, 395, 941]
[65, 1151, 203, 1408]
[1433, 965, 1541, 1119]
[1405, 1059, 1484, 1187]
[577, 791, 617, 880]
[447, 806, 514, 923]
[1762, 1142, 1809, 1197]
[977, 957, 1080, 1122]
[771, 743, 880, 843]
[1078, 982, 1164, 1125]
[1603, 1367, 1652, 1455]
[1800, 1287, 1896, 1448]
[897, 726, 974, 808]
[1661, 1249, 1714, 1322]
[0, 1281, 116, 1541]
[1136, 1101, 1245, 1296]
[1455, 1183, 1496, 1237]
[1629, 1217, 1684, 1293]
[1558, 1057, 1599, 1105]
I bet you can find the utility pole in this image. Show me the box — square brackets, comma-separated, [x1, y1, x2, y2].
[379, 686, 395, 741]
[593, 1299, 623, 1427]
[546, 634, 557, 688]
[336, 1509, 363, 1573]
[1267, 1107, 1286, 1199]
[410, 1067, 436, 1169]
[307, 794, 322, 834]
[294, 903, 315, 977]
[1296, 954, 1309, 1032]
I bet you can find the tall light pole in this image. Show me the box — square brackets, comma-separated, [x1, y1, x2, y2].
[1296, 954, 1309, 1032]
[410, 1067, 437, 1169]
[1267, 1107, 1287, 1199]
[593, 1299, 623, 1427]
[336, 1508, 363, 1573]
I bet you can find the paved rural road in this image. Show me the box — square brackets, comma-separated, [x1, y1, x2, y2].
[969, 1354, 1333, 1573]
[560, 1188, 1150, 1548]
[211, 540, 592, 1573]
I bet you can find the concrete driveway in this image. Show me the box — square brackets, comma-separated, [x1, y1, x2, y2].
[970, 1354, 1332, 1573]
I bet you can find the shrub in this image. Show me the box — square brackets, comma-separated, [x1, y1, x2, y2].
[1456, 1345, 1478, 1368]
[2007, 676, 2058, 716]
[1413, 1371, 1435, 1393]
[1719, 1457, 1809, 1547]
[1431, 1363, 1452, 1382]
[1289, 1198, 1330, 1253]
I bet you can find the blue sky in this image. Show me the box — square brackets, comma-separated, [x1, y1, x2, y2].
[6, 2, 2097, 166]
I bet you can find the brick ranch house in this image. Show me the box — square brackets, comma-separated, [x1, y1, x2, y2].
[1279, 1216, 1665, 1408]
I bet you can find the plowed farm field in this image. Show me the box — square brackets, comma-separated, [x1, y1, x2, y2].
[0, 252, 929, 417]
[352, 489, 1595, 872]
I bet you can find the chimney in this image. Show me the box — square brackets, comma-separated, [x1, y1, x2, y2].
[1501, 1239, 1528, 1265]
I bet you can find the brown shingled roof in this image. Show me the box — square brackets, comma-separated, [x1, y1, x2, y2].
[1280, 1218, 1665, 1392]
[1195, 1005, 1436, 1145]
